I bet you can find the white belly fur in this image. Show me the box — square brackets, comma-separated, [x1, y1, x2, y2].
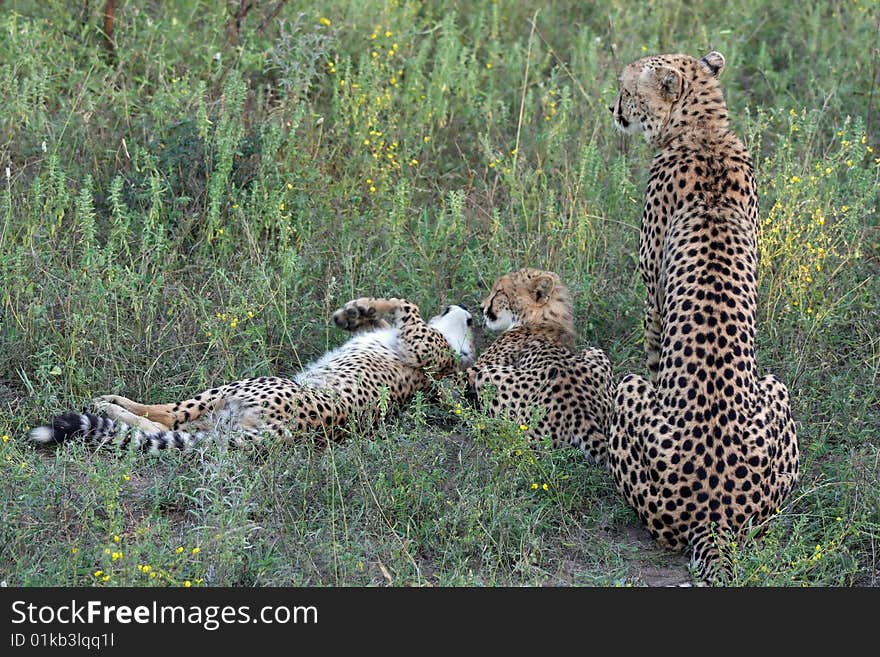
[294, 328, 401, 386]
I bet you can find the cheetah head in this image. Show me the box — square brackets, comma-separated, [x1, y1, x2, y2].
[481, 268, 576, 348]
[611, 51, 727, 147]
[428, 304, 476, 368]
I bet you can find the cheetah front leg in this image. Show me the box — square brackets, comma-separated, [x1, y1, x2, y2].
[333, 295, 432, 330]
[333, 297, 462, 376]
[331, 297, 399, 332]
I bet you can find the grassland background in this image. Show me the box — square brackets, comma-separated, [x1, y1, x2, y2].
[0, 0, 877, 586]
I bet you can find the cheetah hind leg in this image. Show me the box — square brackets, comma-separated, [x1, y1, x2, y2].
[93, 395, 173, 432]
[610, 374, 728, 585]
[755, 374, 800, 512]
[93, 391, 226, 432]
[608, 374, 665, 536]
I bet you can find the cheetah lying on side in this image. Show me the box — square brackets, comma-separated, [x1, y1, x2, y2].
[29, 297, 475, 452]
[609, 50, 799, 581]
[467, 268, 613, 464]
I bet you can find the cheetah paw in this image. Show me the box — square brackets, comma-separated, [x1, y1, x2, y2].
[332, 300, 378, 331]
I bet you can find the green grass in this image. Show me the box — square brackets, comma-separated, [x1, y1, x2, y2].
[1, 0, 878, 586]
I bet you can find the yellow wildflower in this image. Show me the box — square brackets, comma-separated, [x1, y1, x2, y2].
[318, 17, 331, 27]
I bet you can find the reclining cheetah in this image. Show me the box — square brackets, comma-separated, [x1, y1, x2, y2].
[29, 297, 475, 452]
[609, 51, 799, 581]
[467, 268, 612, 463]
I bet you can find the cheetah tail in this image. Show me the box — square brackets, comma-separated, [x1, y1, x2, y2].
[28, 412, 208, 453]
[689, 529, 733, 586]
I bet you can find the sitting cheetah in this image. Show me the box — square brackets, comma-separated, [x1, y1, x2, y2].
[608, 50, 799, 582]
[29, 297, 475, 452]
[467, 268, 612, 463]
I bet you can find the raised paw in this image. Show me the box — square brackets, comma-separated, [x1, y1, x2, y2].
[332, 297, 409, 331]
[332, 299, 382, 331]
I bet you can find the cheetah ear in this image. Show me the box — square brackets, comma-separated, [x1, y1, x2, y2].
[652, 66, 683, 101]
[532, 275, 555, 305]
[699, 51, 725, 77]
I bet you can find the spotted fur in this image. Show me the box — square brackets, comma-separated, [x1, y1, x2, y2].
[29, 298, 475, 453]
[609, 51, 799, 582]
[467, 268, 612, 463]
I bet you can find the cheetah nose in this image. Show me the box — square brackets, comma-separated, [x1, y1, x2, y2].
[608, 106, 614, 113]
[485, 309, 497, 322]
